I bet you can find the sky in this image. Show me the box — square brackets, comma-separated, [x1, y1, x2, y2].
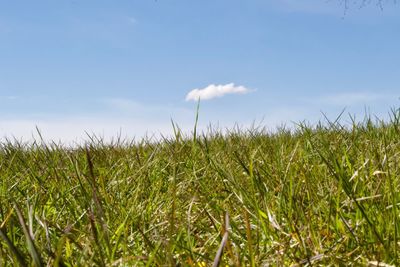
[0, 0, 399, 143]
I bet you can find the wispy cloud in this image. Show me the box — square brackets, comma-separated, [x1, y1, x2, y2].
[67, 14, 137, 47]
[314, 92, 398, 106]
[126, 16, 136, 25]
[101, 97, 192, 116]
[0, 95, 18, 101]
[0, 116, 177, 145]
[0, 97, 197, 144]
[185, 83, 252, 101]
[273, 0, 342, 15]
[274, 0, 398, 18]
[102, 98, 142, 112]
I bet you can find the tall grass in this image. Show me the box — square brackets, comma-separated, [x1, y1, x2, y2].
[0, 109, 399, 266]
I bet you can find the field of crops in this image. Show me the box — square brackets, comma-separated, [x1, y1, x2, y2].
[0, 110, 399, 266]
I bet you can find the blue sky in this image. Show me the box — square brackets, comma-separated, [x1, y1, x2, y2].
[0, 0, 399, 142]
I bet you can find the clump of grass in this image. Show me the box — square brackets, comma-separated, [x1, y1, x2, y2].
[0, 108, 399, 266]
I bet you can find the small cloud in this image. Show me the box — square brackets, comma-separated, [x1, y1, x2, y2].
[126, 16, 136, 25]
[185, 83, 252, 101]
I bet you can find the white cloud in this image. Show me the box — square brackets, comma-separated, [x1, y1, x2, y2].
[185, 83, 252, 101]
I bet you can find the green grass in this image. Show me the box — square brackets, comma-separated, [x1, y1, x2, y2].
[0, 108, 399, 266]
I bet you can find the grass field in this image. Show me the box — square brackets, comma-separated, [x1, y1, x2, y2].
[0, 109, 399, 266]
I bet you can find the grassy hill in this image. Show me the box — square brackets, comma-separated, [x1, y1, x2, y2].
[0, 110, 399, 266]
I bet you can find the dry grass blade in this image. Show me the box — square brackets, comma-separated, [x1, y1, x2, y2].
[14, 202, 43, 267]
[212, 212, 230, 267]
[85, 148, 110, 250]
[244, 210, 255, 267]
[88, 210, 106, 267]
[85, 148, 107, 225]
[291, 254, 325, 267]
[368, 261, 395, 267]
[0, 227, 27, 266]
